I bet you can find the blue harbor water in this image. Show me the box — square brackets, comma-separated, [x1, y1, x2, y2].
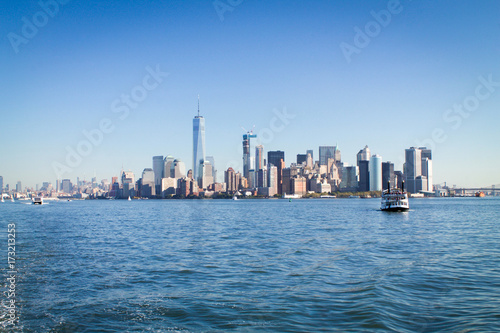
[1, 198, 500, 332]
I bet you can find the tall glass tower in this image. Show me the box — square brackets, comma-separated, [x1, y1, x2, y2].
[369, 154, 382, 191]
[242, 131, 257, 180]
[193, 97, 206, 180]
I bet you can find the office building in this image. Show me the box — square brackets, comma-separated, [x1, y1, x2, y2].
[206, 156, 217, 183]
[382, 162, 395, 190]
[267, 150, 285, 168]
[291, 176, 307, 196]
[242, 131, 257, 180]
[340, 165, 359, 191]
[121, 171, 135, 198]
[255, 145, 264, 171]
[421, 148, 433, 191]
[199, 161, 214, 190]
[422, 157, 433, 192]
[306, 152, 313, 168]
[306, 149, 314, 162]
[0, 176, 3, 192]
[225, 167, 237, 193]
[121, 171, 135, 185]
[405, 147, 433, 193]
[268, 165, 278, 196]
[333, 145, 341, 163]
[394, 171, 404, 189]
[172, 159, 186, 179]
[369, 155, 382, 191]
[357, 145, 371, 164]
[416, 175, 428, 193]
[193, 97, 206, 181]
[141, 168, 155, 197]
[257, 168, 267, 188]
[153, 156, 164, 193]
[319, 146, 334, 166]
[163, 156, 175, 178]
[161, 177, 177, 196]
[268, 150, 285, 194]
[297, 154, 307, 165]
[358, 160, 370, 192]
[61, 179, 72, 194]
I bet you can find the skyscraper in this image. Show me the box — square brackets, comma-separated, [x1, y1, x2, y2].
[268, 165, 278, 196]
[340, 165, 359, 191]
[255, 145, 264, 171]
[421, 148, 433, 192]
[369, 155, 382, 191]
[306, 149, 314, 162]
[255, 145, 264, 186]
[16, 181, 22, 193]
[319, 146, 335, 166]
[153, 155, 164, 193]
[141, 168, 155, 197]
[0, 176, 3, 193]
[163, 156, 175, 179]
[267, 150, 285, 168]
[172, 159, 186, 179]
[333, 145, 341, 163]
[405, 147, 421, 193]
[382, 162, 395, 190]
[121, 171, 135, 198]
[357, 145, 371, 165]
[225, 167, 237, 193]
[206, 156, 217, 183]
[242, 131, 257, 180]
[61, 179, 72, 194]
[267, 151, 285, 194]
[297, 154, 307, 165]
[199, 161, 214, 190]
[193, 97, 206, 181]
[422, 158, 433, 192]
[357, 146, 371, 192]
[405, 147, 432, 193]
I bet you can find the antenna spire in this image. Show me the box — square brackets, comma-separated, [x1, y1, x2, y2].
[197, 94, 200, 117]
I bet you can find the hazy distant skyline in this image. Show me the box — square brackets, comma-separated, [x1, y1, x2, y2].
[1, 0, 499, 188]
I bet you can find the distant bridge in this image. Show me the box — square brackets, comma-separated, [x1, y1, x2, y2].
[452, 186, 500, 194]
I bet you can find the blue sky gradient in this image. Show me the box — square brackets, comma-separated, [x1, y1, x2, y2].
[1, 0, 499, 188]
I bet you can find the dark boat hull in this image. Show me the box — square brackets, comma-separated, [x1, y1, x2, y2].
[381, 207, 409, 212]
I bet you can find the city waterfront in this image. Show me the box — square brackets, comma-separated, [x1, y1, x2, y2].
[1, 198, 499, 332]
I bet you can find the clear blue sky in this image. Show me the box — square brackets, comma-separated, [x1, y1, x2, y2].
[1, 0, 499, 188]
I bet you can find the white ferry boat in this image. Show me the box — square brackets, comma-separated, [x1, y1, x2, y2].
[32, 197, 44, 205]
[381, 181, 409, 212]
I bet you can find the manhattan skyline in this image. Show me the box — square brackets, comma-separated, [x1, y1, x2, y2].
[1, 0, 499, 188]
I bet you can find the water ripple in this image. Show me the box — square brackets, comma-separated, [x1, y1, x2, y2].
[1, 198, 499, 331]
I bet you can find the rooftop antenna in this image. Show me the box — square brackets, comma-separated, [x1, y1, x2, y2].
[197, 94, 200, 117]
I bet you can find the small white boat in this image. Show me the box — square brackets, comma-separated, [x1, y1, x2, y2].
[128, 196, 132, 201]
[11, 196, 15, 202]
[1, 196, 4, 203]
[381, 181, 409, 212]
[232, 195, 238, 200]
[32, 197, 44, 205]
